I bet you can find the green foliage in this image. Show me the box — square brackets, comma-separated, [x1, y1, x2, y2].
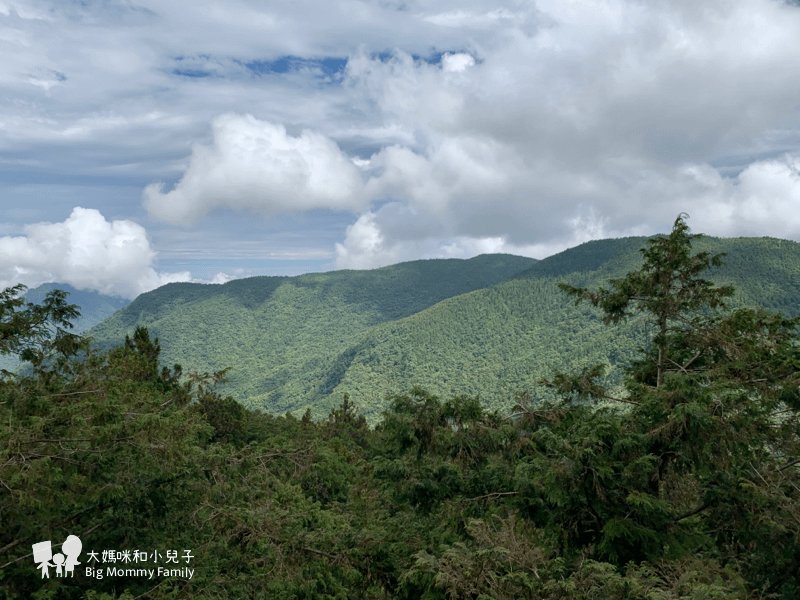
[559, 213, 735, 388]
[559, 214, 734, 327]
[0, 283, 130, 377]
[196, 392, 248, 445]
[88, 239, 800, 421]
[0, 284, 86, 370]
[532, 215, 800, 596]
[2, 223, 800, 599]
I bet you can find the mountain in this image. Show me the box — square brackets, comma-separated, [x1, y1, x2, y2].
[85, 237, 800, 420]
[85, 254, 537, 414]
[321, 236, 800, 418]
[0, 283, 130, 374]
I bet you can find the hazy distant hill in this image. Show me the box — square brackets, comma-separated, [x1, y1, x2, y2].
[85, 237, 800, 420]
[22, 282, 131, 331]
[0, 282, 130, 374]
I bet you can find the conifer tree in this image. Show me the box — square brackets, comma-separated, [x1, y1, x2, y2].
[558, 213, 734, 387]
[542, 214, 800, 596]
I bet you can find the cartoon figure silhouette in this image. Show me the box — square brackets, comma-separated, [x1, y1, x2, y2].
[62, 535, 82, 576]
[53, 553, 65, 577]
[31, 541, 55, 579]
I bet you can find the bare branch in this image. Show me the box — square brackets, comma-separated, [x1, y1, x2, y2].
[778, 457, 800, 472]
[673, 502, 710, 522]
[464, 491, 519, 502]
[601, 394, 641, 406]
[301, 546, 338, 560]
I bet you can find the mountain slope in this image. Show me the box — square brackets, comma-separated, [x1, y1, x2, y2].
[85, 237, 800, 420]
[86, 254, 537, 408]
[512, 235, 800, 312]
[296, 236, 800, 419]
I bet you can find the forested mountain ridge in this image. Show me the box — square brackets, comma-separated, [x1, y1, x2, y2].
[511, 234, 799, 289]
[93, 253, 535, 327]
[85, 236, 800, 419]
[85, 254, 537, 413]
[316, 236, 800, 418]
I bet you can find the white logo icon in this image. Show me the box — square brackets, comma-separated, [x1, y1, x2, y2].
[32, 535, 82, 579]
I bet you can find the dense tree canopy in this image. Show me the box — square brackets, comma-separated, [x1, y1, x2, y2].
[542, 215, 800, 595]
[1, 218, 799, 598]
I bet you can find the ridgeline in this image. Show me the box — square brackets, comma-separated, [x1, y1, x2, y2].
[86, 236, 800, 419]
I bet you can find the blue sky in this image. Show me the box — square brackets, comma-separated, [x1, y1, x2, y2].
[2, 0, 800, 298]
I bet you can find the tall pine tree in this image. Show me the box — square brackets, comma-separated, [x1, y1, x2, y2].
[539, 214, 800, 595]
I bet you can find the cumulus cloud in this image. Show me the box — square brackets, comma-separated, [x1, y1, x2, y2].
[334, 211, 389, 270]
[363, 135, 522, 216]
[334, 203, 624, 269]
[152, 0, 800, 268]
[333, 209, 518, 269]
[0, 207, 191, 298]
[441, 52, 475, 73]
[143, 114, 367, 224]
[335, 150, 800, 270]
[326, 0, 800, 268]
[208, 272, 233, 284]
[6, 0, 800, 276]
[683, 155, 800, 239]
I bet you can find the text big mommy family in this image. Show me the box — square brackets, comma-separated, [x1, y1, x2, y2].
[85, 566, 195, 580]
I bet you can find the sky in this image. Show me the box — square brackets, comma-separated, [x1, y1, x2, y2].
[2, 0, 800, 299]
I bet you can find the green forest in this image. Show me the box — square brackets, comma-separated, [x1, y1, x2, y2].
[85, 233, 800, 421]
[2, 215, 800, 598]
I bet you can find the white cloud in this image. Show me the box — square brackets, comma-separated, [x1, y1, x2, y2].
[334, 203, 628, 269]
[334, 211, 390, 269]
[422, 7, 524, 29]
[143, 114, 367, 224]
[192, 9, 800, 270]
[4, 0, 800, 275]
[0, 207, 191, 298]
[441, 52, 475, 72]
[371, 133, 517, 198]
[326, 0, 800, 264]
[208, 272, 232, 284]
[682, 154, 800, 239]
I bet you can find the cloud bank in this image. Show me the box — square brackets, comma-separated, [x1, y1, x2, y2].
[135, 0, 800, 269]
[0, 208, 191, 298]
[4, 0, 800, 281]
